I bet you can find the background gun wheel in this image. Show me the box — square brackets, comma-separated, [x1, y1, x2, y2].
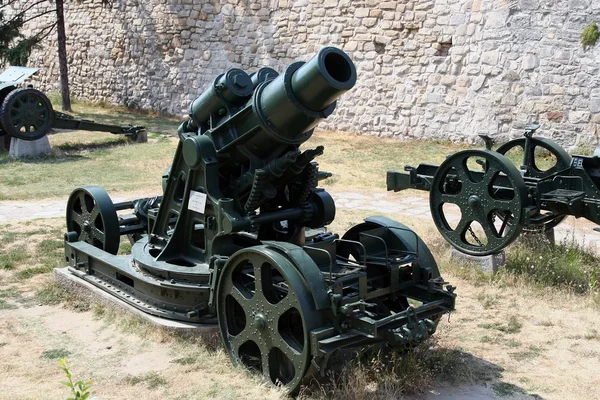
[216, 246, 319, 394]
[0, 88, 55, 141]
[495, 137, 571, 231]
[66, 186, 120, 255]
[430, 149, 527, 256]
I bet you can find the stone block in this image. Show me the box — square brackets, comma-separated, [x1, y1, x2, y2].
[481, 50, 499, 65]
[522, 54, 540, 71]
[9, 136, 52, 158]
[451, 248, 506, 274]
[590, 98, 600, 114]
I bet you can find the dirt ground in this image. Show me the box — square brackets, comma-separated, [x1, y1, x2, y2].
[1, 194, 600, 400]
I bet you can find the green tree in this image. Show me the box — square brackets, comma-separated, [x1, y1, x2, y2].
[0, 0, 56, 66]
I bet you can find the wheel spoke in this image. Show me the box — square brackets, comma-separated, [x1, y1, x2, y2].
[70, 211, 84, 227]
[90, 207, 100, 221]
[452, 161, 472, 184]
[439, 193, 460, 204]
[229, 284, 249, 305]
[227, 329, 251, 354]
[92, 228, 105, 242]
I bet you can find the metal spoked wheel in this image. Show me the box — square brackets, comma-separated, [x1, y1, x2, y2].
[430, 149, 527, 256]
[0, 88, 55, 141]
[496, 137, 571, 231]
[216, 245, 319, 394]
[66, 186, 120, 255]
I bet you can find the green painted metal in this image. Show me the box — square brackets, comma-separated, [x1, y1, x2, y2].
[66, 187, 121, 255]
[387, 125, 600, 256]
[0, 88, 54, 141]
[0, 67, 145, 143]
[495, 133, 571, 232]
[429, 149, 527, 256]
[63, 47, 456, 393]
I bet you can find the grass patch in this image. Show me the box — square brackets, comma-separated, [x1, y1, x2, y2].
[171, 356, 198, 366]
[0, 248, 29, 270]
[124, 372, 168, 390]
[478, 316, 522, 334]
[0, 299, 17, 309]
[300, 340, 500, 399]
[505, 236, 600, 295]
[493, 381, 527, 397]
[477, 293, 499, 309]
[42, 348, 71, 360]
[38, 239, 64, 252]
[509, 345, 545, 361]
[35, 281, 90, 312]
[18, 265, 52, 279]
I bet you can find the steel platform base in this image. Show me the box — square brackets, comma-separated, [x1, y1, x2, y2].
[53, 267, 219, 336]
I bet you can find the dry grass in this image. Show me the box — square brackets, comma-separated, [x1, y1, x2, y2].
[2, 101, 600, 399]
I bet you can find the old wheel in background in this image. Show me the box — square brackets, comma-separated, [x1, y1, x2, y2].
[430, 149, 527, 256]
[496, 137, 571, 232]
[66, 186, 120, 255]
[216, 245, 319, 394]
[0, 88, 54, 141]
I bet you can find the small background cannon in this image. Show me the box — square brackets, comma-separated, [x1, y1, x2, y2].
[386, 125, 600, 256]
[61, 47, 455, 393]
[0, 66, 146, 149]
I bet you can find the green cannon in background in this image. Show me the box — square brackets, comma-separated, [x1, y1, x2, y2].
[62, 47, 456, 393]
[386, 124, 600, 256]
[0, 67, 145, 143]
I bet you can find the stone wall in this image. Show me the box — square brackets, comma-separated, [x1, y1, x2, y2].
[12, 0, 600, 145]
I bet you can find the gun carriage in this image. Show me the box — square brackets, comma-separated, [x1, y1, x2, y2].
[62, 47, 456, 393]
[387, 124, 600, 256]
[0, 67, 145, 142]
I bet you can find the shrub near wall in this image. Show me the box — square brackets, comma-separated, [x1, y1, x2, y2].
[14, 0, 600, 145]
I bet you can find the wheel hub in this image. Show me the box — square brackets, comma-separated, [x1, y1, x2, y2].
[253, 313, 267, 330]
[468, 195, 481, 209]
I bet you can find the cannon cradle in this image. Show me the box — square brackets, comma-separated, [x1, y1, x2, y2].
[63, 47, 456, 393]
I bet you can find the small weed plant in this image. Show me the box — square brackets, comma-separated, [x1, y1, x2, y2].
[59, 359, 93, 400]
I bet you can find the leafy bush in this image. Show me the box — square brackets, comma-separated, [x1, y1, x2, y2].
[582, 23, 600, 49]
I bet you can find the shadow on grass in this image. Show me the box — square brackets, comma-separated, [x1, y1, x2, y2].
[0, 137, 131, 165]
[54, 137, 130, 152]
[0, 152, 85, 165]
[299, 343, 538, 399]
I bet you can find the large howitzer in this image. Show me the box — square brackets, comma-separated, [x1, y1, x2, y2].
[0, 67, 145, 142]
[62, 47, 456, 393]
[386, 124, 600, 256]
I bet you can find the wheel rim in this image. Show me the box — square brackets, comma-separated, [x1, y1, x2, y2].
[217, 246, 315, 393]
[66, 187, 120, 255]
[496, 137, 570, 231]
[0, 88, 54, 141]
[430, 150, 527, 255]
[496, 137, 571, 179]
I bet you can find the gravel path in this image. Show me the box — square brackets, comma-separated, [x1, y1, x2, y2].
[2, 189, 600, 251]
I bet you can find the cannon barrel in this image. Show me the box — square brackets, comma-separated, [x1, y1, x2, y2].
[182, 47, 356, 159]
[250, 46, 356, 147]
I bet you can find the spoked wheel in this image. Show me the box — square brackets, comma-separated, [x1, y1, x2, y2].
[66, 186, 120, 255]
[0, 88, 55, 141]
[496, 137, 571, 231]
[216, 245, 320, 394]
[430, 149, 527, 256]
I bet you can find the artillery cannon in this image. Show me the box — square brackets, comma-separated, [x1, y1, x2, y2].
[62, 47, 456, 393]
[0, 67, 145, 143]
[386, 124, 600, 256]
